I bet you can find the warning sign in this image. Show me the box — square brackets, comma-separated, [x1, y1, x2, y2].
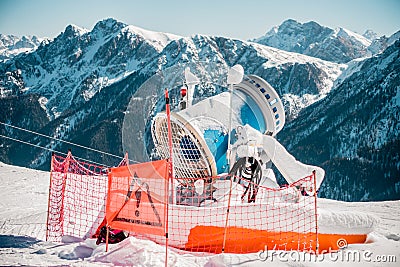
[106, 160, 168, 236]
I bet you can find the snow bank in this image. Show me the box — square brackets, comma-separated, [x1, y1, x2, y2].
[318, 209, 380, 235]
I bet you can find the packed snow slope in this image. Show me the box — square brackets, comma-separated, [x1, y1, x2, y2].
[0, 162, 399, 266]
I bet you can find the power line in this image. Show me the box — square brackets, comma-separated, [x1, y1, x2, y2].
[0, 133, 111, 167]
[0, 121, 124, 160]
[0, 134, 67, 156]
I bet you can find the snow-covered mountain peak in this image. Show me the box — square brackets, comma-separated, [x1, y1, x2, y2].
[94, 17, 126, 29]
[254, 19, 374, 63]
[121, 25, 181, 52]
[268, 25, 279, 35]
[0, 18, 188, 118]
[261, 19, 331, 39]
[63, 24, 89, 36]
[254, 19, 332, 55]
[333, 27, 372, 47]
[275, 19, 299, 31]
[281, 18, 297, 26]
[277, 19, 316, 32]
[91, 18, 127, 36]
[368, 30, 400, 55]
[363, 29, 378, 40]
[0, 34, 47, 61]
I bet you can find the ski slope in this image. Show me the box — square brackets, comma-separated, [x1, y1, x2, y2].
[0, 162, 399, 266]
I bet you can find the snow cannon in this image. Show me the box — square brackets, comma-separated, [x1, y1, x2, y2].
[151, 66, 286, 182]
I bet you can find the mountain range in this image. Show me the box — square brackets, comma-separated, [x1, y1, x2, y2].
[0, 34, 47, 61]
[253, 19, 399, 64]
[0, 18, 399, 201]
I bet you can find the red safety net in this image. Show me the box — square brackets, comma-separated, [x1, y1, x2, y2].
[172, 175, 318, 253]
[46, 152, 109, 242]
[108, 172, 319, 253]
[46, 152, 321, 254]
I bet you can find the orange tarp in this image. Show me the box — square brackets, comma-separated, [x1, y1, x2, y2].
[106, 160, 169, 236]
[185, 225, 367, 253]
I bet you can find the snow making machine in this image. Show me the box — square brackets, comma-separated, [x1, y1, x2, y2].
[151, 65, 325, 200]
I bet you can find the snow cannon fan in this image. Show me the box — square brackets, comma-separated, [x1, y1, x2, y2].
[151, 65, 285, 183]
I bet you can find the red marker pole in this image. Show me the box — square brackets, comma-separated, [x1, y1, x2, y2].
[313, 170, 319, 254]
[164, 88, 174, 267]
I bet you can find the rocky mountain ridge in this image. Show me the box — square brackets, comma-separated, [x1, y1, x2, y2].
[253, 19, 400, 64]
[279, 39, 400, 201]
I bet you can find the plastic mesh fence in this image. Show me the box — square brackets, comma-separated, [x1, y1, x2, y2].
[46, 152, 109, 242]
[129, 175, 317, 253]
[47, 153, 318, 254]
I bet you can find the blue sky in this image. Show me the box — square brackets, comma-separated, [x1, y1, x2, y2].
[0, 0, 399, 40]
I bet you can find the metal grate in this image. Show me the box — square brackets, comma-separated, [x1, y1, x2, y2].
[151, 113, 215, 184]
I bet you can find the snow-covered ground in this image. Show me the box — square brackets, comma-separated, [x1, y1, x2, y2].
[0, 162, 399, 266]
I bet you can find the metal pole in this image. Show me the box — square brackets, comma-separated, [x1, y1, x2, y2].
[226, 83, 234, 170]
